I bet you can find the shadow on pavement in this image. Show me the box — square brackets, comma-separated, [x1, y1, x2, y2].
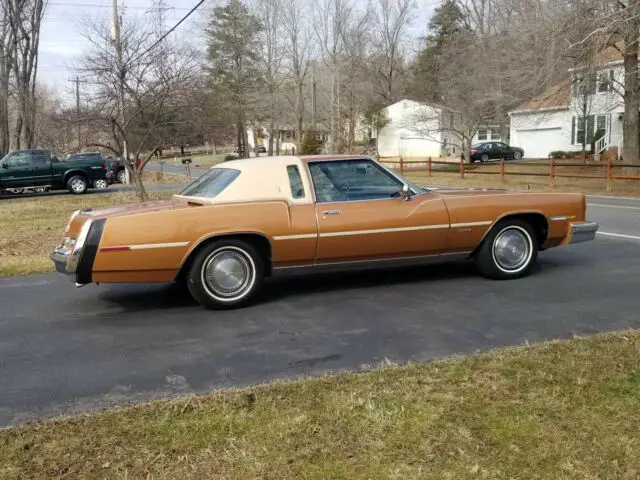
[94, 260, 480, 313]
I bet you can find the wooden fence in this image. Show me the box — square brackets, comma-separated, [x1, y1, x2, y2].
[381, 157, 640, 192]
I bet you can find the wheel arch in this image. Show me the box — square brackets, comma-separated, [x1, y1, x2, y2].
[473, 211, 549, 255]
[63, 169, 89, 184]
[175, 231, 273, 283]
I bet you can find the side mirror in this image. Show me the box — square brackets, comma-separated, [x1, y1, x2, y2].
[400, 183, 413, 201]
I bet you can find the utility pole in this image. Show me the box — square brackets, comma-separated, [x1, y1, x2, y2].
[312, 61, 317, 131]
[111, 0, 129, 183]
[75, 76, 81, 149]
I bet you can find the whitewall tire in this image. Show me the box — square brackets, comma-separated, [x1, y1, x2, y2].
[186, 240, 264, 310]
[475, 219, 538, 280]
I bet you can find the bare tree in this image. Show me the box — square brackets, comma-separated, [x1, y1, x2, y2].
[6, 0, 46, 149]
[253, 0, 285, 155]
[75, 14, 200, 200]
[340, 11, 371, 151]
[281, 0, 312, 153]
[314, 0, 355, 153]
[369, 0, 415, 105]
[0, 2, 12, 156]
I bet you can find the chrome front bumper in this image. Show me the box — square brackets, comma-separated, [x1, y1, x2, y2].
[51, 247, 75, 276]
[569, 221, 599, 244]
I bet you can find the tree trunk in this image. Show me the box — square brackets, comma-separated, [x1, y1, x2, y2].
[132, 167, 149, 202]
[12, 114, 22, 150]
[622, 36, 640, 171]
[295, 82, 303, 153]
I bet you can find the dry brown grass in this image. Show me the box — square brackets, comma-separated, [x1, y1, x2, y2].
[1, 331, 639, 479]
[400, 160, 640, 197]
[0, 191, 177, 277]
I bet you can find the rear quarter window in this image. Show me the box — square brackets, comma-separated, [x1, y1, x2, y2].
[287, 165, 305, 199]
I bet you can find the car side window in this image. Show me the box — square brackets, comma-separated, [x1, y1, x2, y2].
[5, 151, 32, 168]
[286, 165, 305, 199]
[31, 151, 51, 165]
[308, 159, 402, 203]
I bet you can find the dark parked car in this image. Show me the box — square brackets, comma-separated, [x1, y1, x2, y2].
[468, 142, 524, 163]
[0, 149, 108, 195]
[105, 158, 126, 184]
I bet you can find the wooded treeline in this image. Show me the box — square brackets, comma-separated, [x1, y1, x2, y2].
[3, 0, 640, 167]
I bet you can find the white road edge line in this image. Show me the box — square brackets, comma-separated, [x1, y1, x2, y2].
[588, 203, 640, 210]
[587, 194, 640, 201]
[597, 231, 640, 241]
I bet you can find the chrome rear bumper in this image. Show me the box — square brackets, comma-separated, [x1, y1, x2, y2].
[569, 221, 599, 244]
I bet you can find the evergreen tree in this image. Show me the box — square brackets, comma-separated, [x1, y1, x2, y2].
[206, 0, 262, 158]
[411, 0, 466, 103]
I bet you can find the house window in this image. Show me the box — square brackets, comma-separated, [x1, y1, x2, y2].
[597, 70, 614, 93]
[573, 73, 597, 96]
[490, 130, 501, 140]
[478, 128, 488, 141]
[572, 115, 607, 145]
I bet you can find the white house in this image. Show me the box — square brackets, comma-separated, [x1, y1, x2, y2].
[375, 99, 457, 158]
[509, 47, 625, 159]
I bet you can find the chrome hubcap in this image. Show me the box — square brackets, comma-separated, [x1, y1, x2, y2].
[72, 179, 85, 192]
[493, 228, 530, 271]
[95, 180, 107, 189]
[203, 250, 252, 298]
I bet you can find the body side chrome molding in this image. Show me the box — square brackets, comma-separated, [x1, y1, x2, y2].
[272, 251, 471, 276]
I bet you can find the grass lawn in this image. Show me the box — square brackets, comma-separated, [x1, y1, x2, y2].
[0, 190, 177, 277]
[1, 331, 639, 479]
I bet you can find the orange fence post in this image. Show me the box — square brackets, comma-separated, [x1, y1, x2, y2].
[400, 157, 404, 175]
[460, 157, 465, 179]
[607, 157, 612, 192]
[550, 159, 555, 187]
[500, 158, 505, 183]
[428, 157, 432, 177]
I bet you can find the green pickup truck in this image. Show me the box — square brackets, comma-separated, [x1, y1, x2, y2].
[0, 149, 109, 195]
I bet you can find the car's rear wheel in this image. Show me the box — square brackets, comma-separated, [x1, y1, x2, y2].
[117, 170, 126, 183]
[94, 179, 108, 190]
[481, 153, 489, 163]
[475, 219, 538, 280]
[513, 151, 522, 160]
[186, 240, 264, 310]
[67, 175, 88, 194]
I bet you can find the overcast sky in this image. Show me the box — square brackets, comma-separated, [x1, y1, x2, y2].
[39, 0, 434, 102]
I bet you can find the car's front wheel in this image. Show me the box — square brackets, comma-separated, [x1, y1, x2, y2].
[475, 219, 538, 280]
[513, 151, 522, 160]
[186, 240, 264, 310]
[117, 170, 126, 184]
[481, 153, 489, 163]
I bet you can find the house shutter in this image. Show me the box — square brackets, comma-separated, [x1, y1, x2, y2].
[610, 70, 615, 91]
[571, 117, 576, 145]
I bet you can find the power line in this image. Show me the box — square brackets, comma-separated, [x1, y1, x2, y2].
[48, 2, 195, 10]
[128, 0, 206, 67]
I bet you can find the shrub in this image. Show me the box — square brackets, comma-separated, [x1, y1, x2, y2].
[549, 151, 567, 159]
[224, 154, 239, 161]
[300, 128, 323, 155]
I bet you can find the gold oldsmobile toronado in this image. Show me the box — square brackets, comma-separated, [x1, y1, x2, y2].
[51, 155, 598, 309]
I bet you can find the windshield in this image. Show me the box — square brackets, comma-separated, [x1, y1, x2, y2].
[179, 168, 240, 198]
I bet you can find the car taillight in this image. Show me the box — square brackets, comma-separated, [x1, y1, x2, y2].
[469, 149, 478, 155]
[103, 162, 108, 170]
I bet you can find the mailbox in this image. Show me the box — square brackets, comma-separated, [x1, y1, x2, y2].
[181, 157, 192, 165]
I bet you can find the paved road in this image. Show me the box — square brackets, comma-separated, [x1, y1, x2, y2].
[1, 232, 639, 426]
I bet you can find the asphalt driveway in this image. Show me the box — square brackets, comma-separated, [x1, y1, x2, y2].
[1, 233, 639, 427]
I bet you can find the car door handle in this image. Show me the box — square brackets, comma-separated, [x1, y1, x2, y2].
[322, 210, 341, 215]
